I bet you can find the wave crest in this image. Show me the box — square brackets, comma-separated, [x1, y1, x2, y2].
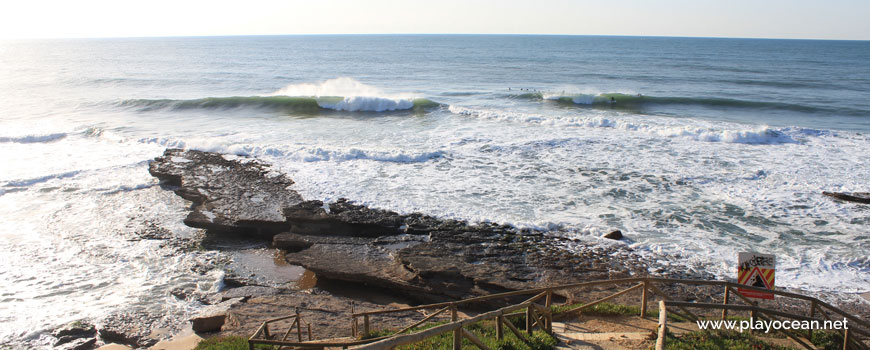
[0, 133, 67, 144]
[517, 91, 864, 116]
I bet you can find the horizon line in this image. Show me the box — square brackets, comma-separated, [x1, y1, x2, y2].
[4, 33, 869, 42]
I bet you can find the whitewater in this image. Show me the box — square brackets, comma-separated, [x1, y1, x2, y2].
[1, 35, 868, 347]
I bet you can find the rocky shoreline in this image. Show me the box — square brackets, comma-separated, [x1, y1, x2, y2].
[147, 149, 655, 302]
[56, 148, 867, 349]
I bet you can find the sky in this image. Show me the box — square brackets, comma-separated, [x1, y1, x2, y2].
[1, 0, 868, 40]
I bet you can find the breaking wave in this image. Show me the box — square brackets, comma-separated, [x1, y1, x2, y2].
[515, 91, 867, 116]
[0, 133, 67, 144]
[118, 96, 439, 113]
[119, 78, 441, 113]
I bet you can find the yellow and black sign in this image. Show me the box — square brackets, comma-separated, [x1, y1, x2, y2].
[737, 252, 775, 300]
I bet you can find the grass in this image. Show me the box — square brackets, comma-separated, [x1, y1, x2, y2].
[363, 318, 557, 350]
[193, 336, 273, 350]
[810, 331, 845, 350]
[661, 330, 800, 350]
[389, 321, 557, 350]
[551, 302, 689, 322]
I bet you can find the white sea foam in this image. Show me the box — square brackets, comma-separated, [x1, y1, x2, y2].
[316, 96, 415, 112]
[449, 105, 798, 145]
[271, 77, 421, 112]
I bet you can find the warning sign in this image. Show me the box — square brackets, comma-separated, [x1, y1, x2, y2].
[737, 252, 775, 300]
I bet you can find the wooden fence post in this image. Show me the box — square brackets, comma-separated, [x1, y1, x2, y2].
[296, 308, 303, 342]
[526, 306, 533, 335]
[721, 286, 730, 320]
[364, 314, 370, 336]
[496, 315, 504, 340]
[656, 301, 667, 350]
[842, 328, 849, 350]
[452, 304, 461, 350]
[351, 302, 357, 338]
[641, 279, 649, 318]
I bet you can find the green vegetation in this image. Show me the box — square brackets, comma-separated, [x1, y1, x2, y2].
[193, 336, 272, 350]
[551, 302, 688, 321]
[390, 322, 556, 350]
[810, 331, 845, 350]
[363, 318, 557, 350]
[661, 330, 799, 350]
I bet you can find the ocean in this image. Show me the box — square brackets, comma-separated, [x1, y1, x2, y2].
[1, 35, 868, 346]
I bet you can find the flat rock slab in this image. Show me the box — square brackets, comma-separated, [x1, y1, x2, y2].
[191, 297, 244, 333]
[150, 149, 650, 305]
[149, 149, 303, 235]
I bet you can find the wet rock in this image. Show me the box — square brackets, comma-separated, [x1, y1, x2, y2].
[283, 199, 405, 237]
[54, 320, 97, 339]
[823, 191, 870, 204]
[191, 297, 244, 333]
[604, 230, 623, 240]
[98, 311, 160, 348]
[132, 220, 174, 240]
[149, 149, 303, 236]
[60, 337, 96, 350]
[151, 149, 647, 304]
[282, 227, 642, 304]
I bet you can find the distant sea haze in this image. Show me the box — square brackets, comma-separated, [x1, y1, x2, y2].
[0, 35, 868, 347]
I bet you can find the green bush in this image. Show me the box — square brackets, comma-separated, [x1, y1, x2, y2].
[193, 336, 272, 350]
[662, 330, 799, 350]
[551, 302, 688, 321]
[810, 330, 845, 350]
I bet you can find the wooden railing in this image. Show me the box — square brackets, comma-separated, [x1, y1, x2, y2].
[249, 278, 869, 350]
[248, 308, 316, 349]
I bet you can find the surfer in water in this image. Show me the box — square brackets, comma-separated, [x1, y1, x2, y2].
[610, 97, 616, 104]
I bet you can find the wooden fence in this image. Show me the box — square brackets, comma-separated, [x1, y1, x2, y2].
[249, 277, 869, 350]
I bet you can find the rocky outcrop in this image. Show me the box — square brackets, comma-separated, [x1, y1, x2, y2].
[823, 191, 870, 204]
[603, 230, 623, 240]
[98, 311, 160, 348]
[149, 149, 649, 304]
[191, 298, 244, 333]
[149, 149, 303, 236]
[53, 321, 97, 349]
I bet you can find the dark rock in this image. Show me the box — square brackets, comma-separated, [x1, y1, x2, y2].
[98, 311, 160, 348]
[169, 286, 194, 300]
[132, 220, 174, 240]
[150, 149, 648, 304]
[191, 297, 243, 333]
[283, 199, 405, 237]
[60, 337, 96, 350]
[54, 320, 96, 339]
[823, 191, 870, 204]
[149, 149, 303, 236]
[604, 230, 623, 240]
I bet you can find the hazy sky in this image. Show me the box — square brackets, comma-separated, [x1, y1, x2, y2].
[1, 0, 868, 40]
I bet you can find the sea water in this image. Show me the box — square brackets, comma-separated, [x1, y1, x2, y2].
[1, 35, 868, 346]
